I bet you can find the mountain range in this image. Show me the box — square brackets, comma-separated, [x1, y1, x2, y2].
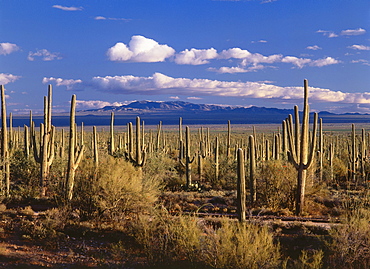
[75, 100, 370, 125]
[11, 100, 370, 127]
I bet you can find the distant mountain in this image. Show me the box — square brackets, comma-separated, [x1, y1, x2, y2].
[11, 100, 366, 127]
[74, 100, 357, 125]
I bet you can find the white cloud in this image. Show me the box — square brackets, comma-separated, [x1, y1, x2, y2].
[349, 44, 370, 51]
[0, 73, 21, 85]
[174, 48, 218, 65]
[310, 57, 340, 67]
[282, 56, 312, 68]
[42, 77, 82, 90]
[52, 5, 83, 11]
[187, 97, 202, 100]
[0, 43, 20, 55]
[208, 66, 250, 73]
[316, 30, 338, 38]
[170, 96, 180, 100]
[88, 72, 370, 104]
[94, 16, 131, 22]
[107, 35, 175, 62]
[351, 59, 370, 66]
[76, 100, 125, 109]
[341, 28, 366, 36]
[28, 49, 62, 61]
[306, 45, 321, 50]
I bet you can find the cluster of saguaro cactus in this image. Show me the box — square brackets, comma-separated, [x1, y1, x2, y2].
[31, 85, 55, 196]
[128, 116, 146, 167]
[285, 79, 318, 215]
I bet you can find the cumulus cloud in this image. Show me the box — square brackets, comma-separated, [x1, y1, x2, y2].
[282, 56, 312, 68]
[94, 16, 131, 22]
[341, 28, 366, 36]
[0, 43, 20, 55]
[351, 59, 370, 66]
[42, 77, 82, 90]
[52, 5, 83, 11]
[349, 44, 370, 51]
[174, 48, 218, 65]
[107, 35, 175, 62]
[316, 30, 338, 38]
[28, 49, 62, 61]
[86, 72, 370, 105]
[310, 57, 340, 67]
[0, 73, 21, 85]
[306, 45, 321, 50]
[76, 100, 126, 109]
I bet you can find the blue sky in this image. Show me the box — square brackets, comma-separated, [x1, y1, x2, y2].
[1, 0, 369, 114]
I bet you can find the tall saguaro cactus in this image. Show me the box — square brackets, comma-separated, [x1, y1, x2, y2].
[65, 95, 84, 201]
[286, 79, 318, 216]
[180, 126, 195, 188]
[236, 148, 246, 222]
[1, 85, 10, 196]
[128, 116, 146, 167]
[31, 85, 55, 196]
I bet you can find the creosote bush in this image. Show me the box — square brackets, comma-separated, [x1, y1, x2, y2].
[257, 160, 296, 211]
[326, 194, 370, 268]
[132, 209, 281, 268]
[73, 156, 161, 221]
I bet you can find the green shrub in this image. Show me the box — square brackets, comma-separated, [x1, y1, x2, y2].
[326, 194, 370, 268]
[73, 156, 161, 221]
[132, 210, 281, 268]
[257, 160, 296, 211]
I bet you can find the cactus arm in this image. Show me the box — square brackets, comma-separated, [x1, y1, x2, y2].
[304, 112, 318, 169]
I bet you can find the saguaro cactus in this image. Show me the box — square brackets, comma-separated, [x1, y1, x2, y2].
[236, 148, 246, 222]
[348, 124, 358, 182]
[1, 85, 10, 196]
[286, 79, 318, 216]
[65, 95, 84, 201]
[249, 135, 256, 204]
[179, 126, 195, 188]
[128, 116, 146, 167]
[109, 112, 115, 155]
[31, 85, 55, 196]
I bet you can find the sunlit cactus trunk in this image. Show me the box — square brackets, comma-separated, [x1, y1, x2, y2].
[286, 79, 318, 216]
[236, 148, 246, 222]
[180, 126, 195, 188]
[65, 95, 84, 201]
[1, 85, 10, 196]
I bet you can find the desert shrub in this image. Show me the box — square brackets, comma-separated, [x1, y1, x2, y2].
[203, 219, 281, 269]
[325, 193, 370, 268]
[143, 151, 178, 190]
[73, 156, 161, 221]
[257, 160, 296, 211]
[132, 209, 281, 268]
[203, 157, 237, 190]
[9, 150, 39, 198]
[19, 207, 69, 244]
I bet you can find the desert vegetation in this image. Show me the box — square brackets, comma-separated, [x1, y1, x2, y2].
[1, 80, 370, 268]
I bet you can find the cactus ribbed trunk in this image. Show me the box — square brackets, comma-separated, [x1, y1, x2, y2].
[249, 135, 256, 204]
[66, 95, 84, 201]
[1, 85, 10, 196]
[236, 148, 246, 222]
[180, 126, 195, 188]
[287, 79, 318, 216]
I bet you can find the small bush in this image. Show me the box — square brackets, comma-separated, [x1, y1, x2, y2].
[326, 195, 370, 268]
[73, 156, 161, 222]
[257, 160, 296, 211]
[132, 209, 281, 268]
